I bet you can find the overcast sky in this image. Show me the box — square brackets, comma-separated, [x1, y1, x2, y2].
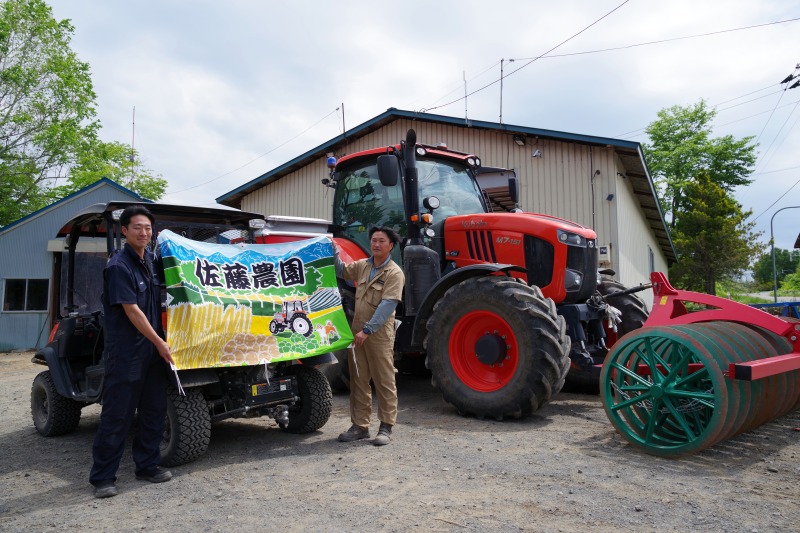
[50, 1, 800, 252]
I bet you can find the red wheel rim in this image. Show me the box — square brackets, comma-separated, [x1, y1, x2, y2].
[449, 310, 518, 392]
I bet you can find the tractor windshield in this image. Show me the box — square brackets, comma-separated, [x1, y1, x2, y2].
[332, 157, 486, 253]
[417, 159, 486, 218]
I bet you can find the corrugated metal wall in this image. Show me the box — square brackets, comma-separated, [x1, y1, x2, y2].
[0, 184, 142, 351]
[612, 164, 668, 310]
[239, 120, 663, 302]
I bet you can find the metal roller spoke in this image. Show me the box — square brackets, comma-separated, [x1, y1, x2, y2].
[609, 389, 654, 412]
[661, 395, 698, 439]
[609, 361, 652, 388]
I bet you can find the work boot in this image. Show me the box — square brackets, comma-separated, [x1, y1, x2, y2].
[93, 481, 118, 498]
[373, 422, 392, 446]
[337, 424, 370, 442]
[135, 466, 172, 483]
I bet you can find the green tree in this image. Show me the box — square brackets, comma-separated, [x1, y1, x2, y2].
[752, 248, 800, 290]
[668, 172, 762, 294]
[0, 0, 98, 225]
[53, 140, 167, 200]
[643, 100, 757, 228]
[0, 0, 166, 227]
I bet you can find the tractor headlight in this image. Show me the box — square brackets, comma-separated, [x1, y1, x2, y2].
[564, 269, 583, 291]
[557, 229, 588, 247]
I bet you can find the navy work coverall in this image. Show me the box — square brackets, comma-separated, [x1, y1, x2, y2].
[90, 243, 169, 486]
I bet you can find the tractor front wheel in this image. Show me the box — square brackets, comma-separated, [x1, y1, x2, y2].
[566, 279, 650, 393]
[269, 320, 282, 335]
[424, 276, 570, 419]
[599, 279, 649, 347]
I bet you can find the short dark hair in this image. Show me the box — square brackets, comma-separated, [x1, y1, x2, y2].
[120, 204, 155, 228]
[369, 226, 400, 246]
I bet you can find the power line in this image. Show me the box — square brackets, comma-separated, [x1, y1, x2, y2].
[715, 99, 800, 128]
[515, 17, 800, 61]
[164, 107, 340, 196]
[421, 0, 632, 113]
[752, 176, 800, 222]
[753, 98, 800, 174]
[612, 87, 786, 139]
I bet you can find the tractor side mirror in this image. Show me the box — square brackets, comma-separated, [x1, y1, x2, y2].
[508, 175, 520, 208]
[377, 155, 399, 187]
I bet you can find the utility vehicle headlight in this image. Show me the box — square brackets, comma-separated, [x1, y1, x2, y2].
[249, 219, 266, 229]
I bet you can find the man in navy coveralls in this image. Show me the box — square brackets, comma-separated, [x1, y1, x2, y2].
[90, 204, 174, 498]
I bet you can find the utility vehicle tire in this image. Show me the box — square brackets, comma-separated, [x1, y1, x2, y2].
[424, 276, 570, 420]
[565, 279, 650, 393]
[31, 371, 83, 437]
[282, 365, 332, 433]
[291, 315, 313, 337]
[160, 388, 211, 467]
[322, 288, 354, 392]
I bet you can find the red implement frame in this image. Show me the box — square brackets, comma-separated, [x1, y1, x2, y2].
[646, 272, 800, 381]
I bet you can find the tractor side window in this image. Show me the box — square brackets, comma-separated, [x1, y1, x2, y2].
[333, 163, 405, 257]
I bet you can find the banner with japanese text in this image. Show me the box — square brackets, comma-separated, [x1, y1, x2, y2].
[157, 230, 353, 370]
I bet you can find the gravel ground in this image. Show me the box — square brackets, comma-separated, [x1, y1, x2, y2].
[1, 350, 799, 533]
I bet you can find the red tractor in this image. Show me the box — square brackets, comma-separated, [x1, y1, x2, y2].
[323, 129, 647, 419]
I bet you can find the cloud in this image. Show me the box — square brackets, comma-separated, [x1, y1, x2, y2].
[49, 0, 800, 250]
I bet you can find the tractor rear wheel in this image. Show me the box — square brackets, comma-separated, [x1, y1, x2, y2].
[424, 276, 570, 419]
[291, 315, 313, 337]
[565, 279, 650, 393]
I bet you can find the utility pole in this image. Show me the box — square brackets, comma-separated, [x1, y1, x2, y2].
[500, 59, 504, 125]
[770, 206, 800, 302]
[130, 106, 136, 185]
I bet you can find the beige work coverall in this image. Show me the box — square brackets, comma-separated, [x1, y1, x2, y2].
[341, 258, 405, 428]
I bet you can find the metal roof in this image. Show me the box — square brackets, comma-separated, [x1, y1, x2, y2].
[0, 177, 148, 236]
[56, 201, 264, 237]
[217, 108, 675, 263]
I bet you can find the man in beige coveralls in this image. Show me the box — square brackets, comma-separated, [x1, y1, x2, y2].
[335, 226, 405, 446]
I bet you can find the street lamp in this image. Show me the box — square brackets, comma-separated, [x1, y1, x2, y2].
[770, 205, 800, 302]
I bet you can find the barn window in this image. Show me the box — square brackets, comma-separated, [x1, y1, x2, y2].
[3, 279, 49, 312]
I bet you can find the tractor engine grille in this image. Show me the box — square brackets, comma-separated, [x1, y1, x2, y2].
[465, 230, 497, 263]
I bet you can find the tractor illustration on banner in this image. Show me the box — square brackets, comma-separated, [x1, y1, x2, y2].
[270, 298, 313, 337]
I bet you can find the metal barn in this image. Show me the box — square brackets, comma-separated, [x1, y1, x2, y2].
[0, 178, 146, 351]
[217, 109, 675, 308]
